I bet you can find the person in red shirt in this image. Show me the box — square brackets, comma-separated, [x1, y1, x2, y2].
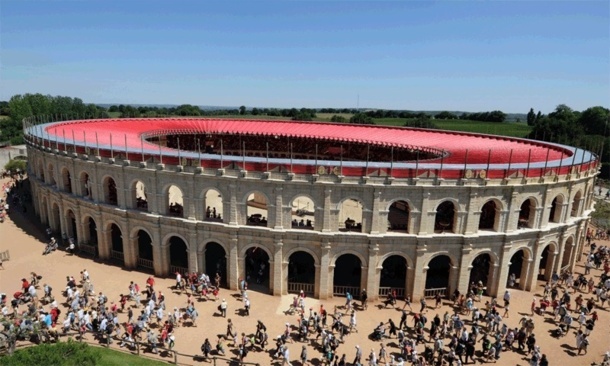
[21, 278, 29, 291]
[146, 276, 155, 289]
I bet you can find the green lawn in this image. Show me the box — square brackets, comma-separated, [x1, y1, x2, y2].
[372, 118, 532, 138]
[92, 347, 169, 366]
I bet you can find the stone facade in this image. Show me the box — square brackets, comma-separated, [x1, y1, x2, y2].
[27, 145, 596, 300]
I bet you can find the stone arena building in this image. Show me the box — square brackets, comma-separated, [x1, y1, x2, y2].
[23, 118, 599, 300]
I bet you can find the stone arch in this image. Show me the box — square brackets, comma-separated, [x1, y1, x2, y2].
[571, 190, 583, 217]
[202, 187, 224, 222]
[330, 250, 368, 268]
[434, 200, 457, 233]
[81, 215, 98, 245]
[167, 235, 189, 274]
[106, 221, 124, 264]
[538, 242, 558, 282]
[287, 250, 316, 295]
[290, 194, 316, 229]
[518, 196, 538, 229]
[338, 197, 365, 232]
[37, 159, 45, 181]
[379, 254, 408, 298]
[424, 253, 454, 292]
[479, 199, 502, 231]
[50, 201, 61, 232]
[561, 236, 575, 268]
[244, 245, 271, 292]
[65, 208, 77, 240]
[202, 241, 227, 287]
[78, 171, 91, 199]
[387, 199, 410, 233]
[129, 179, 148, 211]
[507, 247, 533, 290]
[548, 194, 565, 223]
[244, 190, 269, 227]
[101, 175, 118, 206]
[61, 167, 72, 193]
[468, 252, 496, 292]
[47, 162, 56, 185]
[164, 184, 184, 217]
[285, 247, 321, 266]
[333, 252, 363, 297]
[378, 251, 415, 270]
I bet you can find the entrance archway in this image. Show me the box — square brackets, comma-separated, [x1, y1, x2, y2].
[169, 236, 188, 274]
[379, 255, 407, 298]
[561, 237, 574, 269]
[333, 254, 362, 297]
[66, 210, 77, 241]
[469, 253, 492, 291]
[205, 242, 227, 288]
[136, 230, 153, 271]
[508, 249, 529, 290]
[538, 244, 556, 281]
[85, 217, 98, 245]
[245, 247, 270, 292]
[288, 251, 315, 295]
[110, 223, 124, 264]
[51, 203, 60, 232]
[425, 255, 451, 294]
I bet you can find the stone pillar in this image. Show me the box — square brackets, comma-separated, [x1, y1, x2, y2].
[456, 210, 468, 234]
[98, 229, 111, 260]
[322, 188, 333, 232]
[362, 209, 372, 234]
[188, 231, 198, 273]
[487, 263, 501, 297]
[318, 241, 332, 299]
[160, 244, 170, 277]
[463, 191, 477, 234]
[559, 203, 570, 223]
[533, 207, 545, 229]
[418, 193, 432, 235]
[378, 210, 389, 234]
[448, 265, 459, 296]
[314, 264, 321, 298]
[274, 187, 284, 229]
[366, 243, 380, 299]
[193, 197, 203, 221]
[228, 184, 239, 226]
[272, 239, 284, 296]
[148, 175, 159, 214]
[521, 258, 533, 291]
[227, 235, 239, 290]
[494, 244, 512, 298]
[122, 220, 137, 269]
[525, 240, 543, 291]
[370, 190, 382, 234]
[151, 229, 164, 277]
[411, 244, 428, 301]
[457, 246, 472, 296]
[497, 209, 510, 233]
[506, 191, 519, 233]
[128, 233, 139, 269]
[74, 206, 84, 244]
[406, 263, 415, 301]
[282, 260, 289, 295]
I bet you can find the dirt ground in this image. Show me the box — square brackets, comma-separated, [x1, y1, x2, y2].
[1, 177, 609, 366]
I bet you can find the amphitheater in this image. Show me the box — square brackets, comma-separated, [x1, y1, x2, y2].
[23, 117, 599, 301]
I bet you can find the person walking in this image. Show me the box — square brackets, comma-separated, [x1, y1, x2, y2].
[220, 299, 227, 318]
[300, 345, 308, 365]
[353, 345, 362, 365]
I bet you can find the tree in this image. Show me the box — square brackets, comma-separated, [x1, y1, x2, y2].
[239, 106, 246, 115]
[526, 108, 536, 126]
[434, 111, 457, 120]
[349, 113, 374, 125]
[330, 115, 347, 123]
[578, 106, 609, 136]
[251, 107, 259, 115]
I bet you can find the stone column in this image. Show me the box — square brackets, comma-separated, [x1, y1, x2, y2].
[521, 258, 533, 291]
[128, 233, 140, 269]
[193, 197, 203, 221]
[448, 265, 459, 296]
[533, 207, 545, 229]
[457, 245, 472, 296]
[497, 209, 510, 233]
[366, 243, 380, 299]
[121, 220, 136, 269]
[525, 240, 542, 291]
[98, 228, 111, 260]
[487, 263, 501, 297]
[411, 243, 428, 301]
[282, 260, 289, 295]
[318, 241, 332, 299]
[322, 188, 333, 232]
[227, 235, 239, 290]
[228, 184, 239, 226]
[456, 210, 468, 234]
[506, 191, 519, 233]
[272, 239, 284, 296]
[188, 231, 198, 273]
[418, 193, 432, 235]
[74, 205, 84, 244]
[274, 187, 284, 229]
[463, 190, 477, 234]
[314, 264, 321, 298]
[160, 244, 170, 277]
[494, 244, 512, 298]
[148, 175, 159, 214]
[369, 190, 382, 234]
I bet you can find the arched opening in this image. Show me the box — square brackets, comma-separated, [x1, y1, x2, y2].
[79, 172, 91, 199]
[47, 164, 56, 185]
[51, 203, 60, 233]
[246, 192, 268, 227]
[333, 254, 362, 297]
[245, 246, 270, 292]
[571, 191, 582, 217]
[132, 181, 148, 211]
[379, 255, 407, 298]
[167, 185, 184, 217]
[62, 168, 72, 194]
[508, 249, 529, 290]
[434, 201, 455, 233]
[518, 198, 535, 229]
[561, 237, 574, 269]
[469, 254, 492, 292]
[288, 251, 315, 296]
[204, 242, 227, 288]
[136, 230, 153, 271]
[549, 195, 563, 223]
[66, 210, 77, 241]
[388, 200, 409, 233]
[204, 189, 223, 222]
[169, 236, 188, 274]
[538, 244, 556, 281]
[425, 255, 451, 294]
[291, 196, 315, 230]
[103, 177, 118, 206]
[478, 200, 497, 231]
[110, 223, 124, 264]
[37, 160, 45, 181]
[86, 217, 98, 245]
[339, 199, 363, 232]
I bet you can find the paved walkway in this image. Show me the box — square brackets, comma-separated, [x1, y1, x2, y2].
[1, 177, 609, 365]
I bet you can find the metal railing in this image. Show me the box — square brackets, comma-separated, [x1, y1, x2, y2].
[287, 282, 314, 296]
[424, 287, 447, 299]
[170, 265, 188, 275]
[79, 243, 97, 257]
[137, 257, 154, 269]
[111, 250, 124, 262]
[333, 285, 360, 297]
[378, 287, 405, 298]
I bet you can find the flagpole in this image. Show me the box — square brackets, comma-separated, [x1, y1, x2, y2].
[506, 149, 513, 179]
[266, 141, 269, 172]
[95, 132, 99, 156]
[389, 146, 394, 177]
[339, 144, 343, 176]
[220, 139, 224, 168]
[110, 134, 114, 159]
[463, 149, 469, 178]
[415, 150, 419, 178]
[543, 146, 551, 177]
[125, 134, 128, 160]
[290, 142, 293, 172]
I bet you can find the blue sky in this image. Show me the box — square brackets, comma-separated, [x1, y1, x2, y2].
[1, 1, 608, 113]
